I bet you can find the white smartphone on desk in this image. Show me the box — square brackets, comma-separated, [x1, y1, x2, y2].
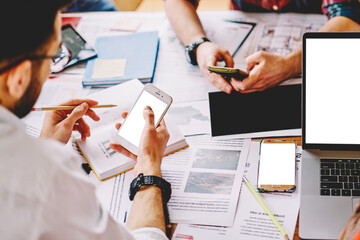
[257, 139, 297, 193]
[117, 84, 172, 155]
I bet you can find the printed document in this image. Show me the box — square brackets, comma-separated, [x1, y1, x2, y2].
[163, 135, 251, 226]
[95, 170, 134, 224]
[167, 100, 211, 136]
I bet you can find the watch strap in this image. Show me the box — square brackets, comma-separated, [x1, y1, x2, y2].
[185, 37, 210, 65]
[129, 173, 172, 203]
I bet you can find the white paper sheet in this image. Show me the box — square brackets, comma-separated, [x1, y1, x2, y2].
[167, 100, 211, 136]
[229, 12, 327, 74]
[162, 135, 251, 226]
[95, 170, 134, 224]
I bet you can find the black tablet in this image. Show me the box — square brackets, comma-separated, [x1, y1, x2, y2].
[209, 84, 301, 137]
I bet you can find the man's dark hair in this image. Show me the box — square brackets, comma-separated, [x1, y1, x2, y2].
[0, 0, 72, 62]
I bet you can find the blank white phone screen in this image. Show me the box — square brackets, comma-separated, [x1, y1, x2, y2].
[258, 143, 295, 186]
[118, 90, 167, 147]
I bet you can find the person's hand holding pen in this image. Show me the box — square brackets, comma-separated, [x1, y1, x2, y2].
[40, 99, 100, 144]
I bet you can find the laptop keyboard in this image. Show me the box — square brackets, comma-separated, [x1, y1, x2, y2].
[320, 159, 360, 196]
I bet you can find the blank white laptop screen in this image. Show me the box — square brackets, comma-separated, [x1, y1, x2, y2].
[305, 38, 360, 145]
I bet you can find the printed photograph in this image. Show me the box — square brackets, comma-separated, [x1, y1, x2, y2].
[192, 149, 240, 170]
[184, 172, 235, 194]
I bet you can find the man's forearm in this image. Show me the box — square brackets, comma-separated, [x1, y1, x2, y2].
[284, 16, 360, 78]
[319, 16, 360, 32]
[126, 186, 165, 232]
[164, 0, 206, 45]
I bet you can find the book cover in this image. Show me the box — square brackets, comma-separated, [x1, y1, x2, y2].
[82, 31, 159, 87]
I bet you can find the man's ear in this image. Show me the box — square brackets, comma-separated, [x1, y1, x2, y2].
[6, 60, 32, 100]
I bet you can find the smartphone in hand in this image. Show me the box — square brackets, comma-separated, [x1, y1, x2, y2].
[116, 84, 172, 155]
[208, 66, 248, 81]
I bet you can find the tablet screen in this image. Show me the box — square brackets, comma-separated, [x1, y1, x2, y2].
[209, 84, 301, 137]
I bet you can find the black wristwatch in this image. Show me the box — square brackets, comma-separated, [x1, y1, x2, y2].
[185, 37, 210, 65]
[129, 173, 172, 203]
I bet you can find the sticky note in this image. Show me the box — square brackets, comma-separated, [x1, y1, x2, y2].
[111, 17, 143, 32]
[92, 59, 127, 79]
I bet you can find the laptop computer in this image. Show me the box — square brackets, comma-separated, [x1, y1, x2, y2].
[299, 32, 360, 239]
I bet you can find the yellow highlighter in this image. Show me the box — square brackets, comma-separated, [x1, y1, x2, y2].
[243, 176, 290, 240]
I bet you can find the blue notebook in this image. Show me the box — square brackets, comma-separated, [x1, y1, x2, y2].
[82, 31, 159, 87]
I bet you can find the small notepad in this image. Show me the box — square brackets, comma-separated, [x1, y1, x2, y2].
[92, 59, 127, 79]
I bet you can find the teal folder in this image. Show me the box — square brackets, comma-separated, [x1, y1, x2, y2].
[82, 31, 159, 87]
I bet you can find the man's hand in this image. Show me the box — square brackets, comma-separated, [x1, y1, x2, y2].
[230, 51, 300, 93]
[110, 107, 169, 177]
[196, 41, 234, 94]
[40, 99, 100, 144]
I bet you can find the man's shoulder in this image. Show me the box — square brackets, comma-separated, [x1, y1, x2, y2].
[0, 125, 82, 175]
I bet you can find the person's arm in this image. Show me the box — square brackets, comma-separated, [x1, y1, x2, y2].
[164, 0, 204, 46]
[110, 107, 170, 232]
[231, 4, 360, 93]
[44, 106, 168, 240]
[40, 99, 100, 143]
[164, 0, 234, 94]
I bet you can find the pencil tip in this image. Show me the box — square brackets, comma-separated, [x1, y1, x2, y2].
[284, 234, 289, 240]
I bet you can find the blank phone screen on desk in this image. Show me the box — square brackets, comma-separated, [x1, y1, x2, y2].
[258, 142, 296, 186]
